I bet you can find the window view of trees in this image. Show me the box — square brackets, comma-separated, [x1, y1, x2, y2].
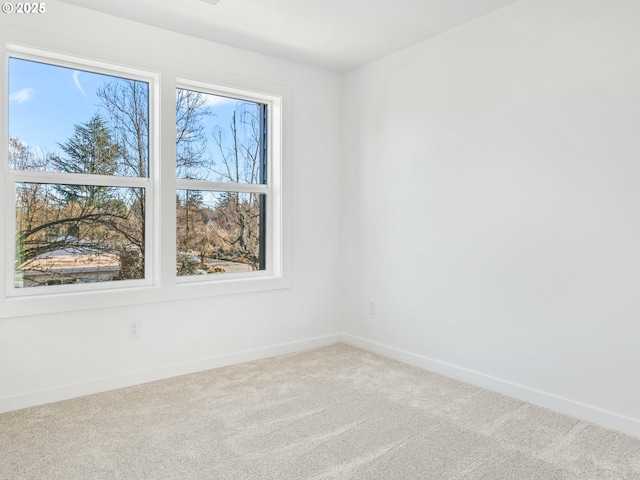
[176, 190, 264, 275]
[15, 182, 144, 286]
[175, 88, 267, 277]
[9, 58, 268, 290]
[9, 59, 150, 288]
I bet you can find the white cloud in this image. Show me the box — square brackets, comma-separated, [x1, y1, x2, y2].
[9, 88, 35, 103]
[73, 71, 86, 97]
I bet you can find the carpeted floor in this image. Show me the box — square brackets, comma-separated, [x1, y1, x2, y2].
[1, 343, 639, 479]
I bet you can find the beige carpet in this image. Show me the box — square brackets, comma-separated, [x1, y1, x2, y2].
[1, 343, 639, 479]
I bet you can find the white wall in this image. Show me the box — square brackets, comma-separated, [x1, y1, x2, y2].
[342, 0, 640, 437]
[0, 1, 343, 410]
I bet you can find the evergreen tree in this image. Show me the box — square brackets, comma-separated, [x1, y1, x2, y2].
[52, 115, 120, 206]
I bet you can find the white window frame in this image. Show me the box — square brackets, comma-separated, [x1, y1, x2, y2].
[4, 46, 157, 298]
[175, 79, 282, 285]
[0, 44, 288, 318]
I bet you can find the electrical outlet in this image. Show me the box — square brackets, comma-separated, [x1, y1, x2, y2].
[368, 300, 376, 315]
[129, 320, 140, 338]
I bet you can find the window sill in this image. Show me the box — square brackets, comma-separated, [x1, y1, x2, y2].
[0, 274, 290, 319]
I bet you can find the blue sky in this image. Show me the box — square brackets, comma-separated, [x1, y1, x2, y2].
[8, 57, 245, 171]
[9, 58, 111, 156]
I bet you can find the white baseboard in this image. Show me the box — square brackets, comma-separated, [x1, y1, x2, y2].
[0, 333, 343, 414]
[342, 334, 640, 439]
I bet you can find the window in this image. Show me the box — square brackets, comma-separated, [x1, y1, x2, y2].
[7, 53, 153, 294]
[175, 84, 270, 280]
[2, 46, 284, 312]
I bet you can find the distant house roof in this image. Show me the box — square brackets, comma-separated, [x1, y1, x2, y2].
[21, 253, 120, 275]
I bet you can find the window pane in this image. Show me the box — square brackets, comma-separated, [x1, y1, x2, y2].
[176, 88, 266, 184]
[15, 183, 145, 288]
[8, 58, 149, 177]
[176, 190, 265, 276]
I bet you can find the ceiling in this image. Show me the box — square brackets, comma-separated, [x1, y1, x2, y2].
[58, 0, 520, 72]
